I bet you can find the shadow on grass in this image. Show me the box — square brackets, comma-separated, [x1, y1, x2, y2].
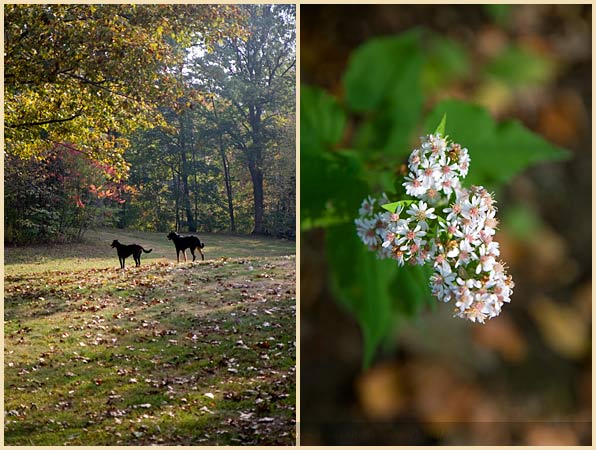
[4, 250, 296, 445]
[5, 228, 295, 277]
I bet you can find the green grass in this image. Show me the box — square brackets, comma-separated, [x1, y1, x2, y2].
[4, 228, 295, 275]
[4, 229, 296, 445]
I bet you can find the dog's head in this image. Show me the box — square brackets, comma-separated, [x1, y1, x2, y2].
[167, 231, 177, 240]
[110, 240, 119, 248]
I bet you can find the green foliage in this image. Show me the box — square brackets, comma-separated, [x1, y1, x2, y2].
[381, 199, 416, 214]
[424, 100, 570, 188]
[188, 5, 296, 235]
[5, 5, 295, 241]
[4, 147, 126, 244]
[326, 223, 436, 368]
[502, 203, 544, 240]
[344, 30, 421, 113]
[301, 85, 346, 152]
[422, 34, 470, 93]
[301, 85, 366, 228]
[344, 31, 424, 157]
[485, 45, 557, 87]
[484, 4, 512, 26]
[326, 224, 395, 368]
[434, 113, 447, 136]
[301, 150, 369, 230]
[301, 29, 571, 367]
[122, 5, 295, 237]
[4, 4, 244, 178]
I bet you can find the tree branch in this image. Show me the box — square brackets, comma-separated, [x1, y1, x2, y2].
[6, 109, 84, 129]
[279, 59, 295, 79]
[62, 73, 141, 104]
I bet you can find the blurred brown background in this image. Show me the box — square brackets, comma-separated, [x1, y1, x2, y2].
[300, 4, 591, 445]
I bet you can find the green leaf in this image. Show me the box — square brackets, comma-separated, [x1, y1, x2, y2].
[434, 113, 446, 136]
[300, 86, 364, 229]
[381, 202, 400, 213]
[485, 45, 557, 87]
[344, 31, 420, 112]
[422, 34, 470, 93]
[381, 199, 415, 213]
[390, 264, 435, 317]
[344, 31, 423, 158]
[300, 150, 369, 229]
[326, 223, 396, 368]
[424, 99, 570, 188]
[326, 223, 436, 368]
[300, 84, 346, 154]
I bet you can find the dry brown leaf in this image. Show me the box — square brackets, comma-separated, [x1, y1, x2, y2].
[530, 296, 588, 359]
[472, 315, 528, 362]
[474, 79, 514, 116]
[355, 361, 405, 420]
[538, 90, 588, 147]
[524, 228, 579, 286]
[476, 25, 508, 58]
[406, 360, 483, 428]
[524, 423, 579, 445]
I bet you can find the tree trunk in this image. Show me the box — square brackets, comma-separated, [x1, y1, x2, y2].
[211, 98, 236, 233]
[248, 105, 265, 235]
[189, 116, 200, 230]
[171, 165, 180, 232]
[118, 201, 126, 229]
[220, 139, 236, 233]
[248, 156, 264, 235]
[179, 152, 196, 232]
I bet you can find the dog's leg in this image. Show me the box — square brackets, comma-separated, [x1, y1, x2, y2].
[183, 250, 187, 262]
[176, 249, 180, 263]
[190, 248, 196, 262]
[198, 247, 205, 261]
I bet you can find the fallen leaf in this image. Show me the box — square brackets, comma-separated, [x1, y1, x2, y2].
[530, 296, 588, 359]
[355, 361, 405, 420]
[472, 315, 528, 362]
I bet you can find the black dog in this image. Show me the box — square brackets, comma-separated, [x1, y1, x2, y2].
[167, 231, 205, 262]
[111, 240, 152, 269]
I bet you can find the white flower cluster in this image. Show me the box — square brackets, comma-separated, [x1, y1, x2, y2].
[403, 133, 470, 203]
[355, 134, 514, 324]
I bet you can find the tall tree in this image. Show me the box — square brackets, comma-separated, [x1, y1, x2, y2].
[209, 97, 237, 232]
[191, 5, 296, 234]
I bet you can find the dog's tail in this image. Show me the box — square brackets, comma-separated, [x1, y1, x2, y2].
[200, 242, 205, 249]
[142, 247, 153, 253]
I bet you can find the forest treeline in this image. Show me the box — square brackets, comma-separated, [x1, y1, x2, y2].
[4, 4, 296, 244]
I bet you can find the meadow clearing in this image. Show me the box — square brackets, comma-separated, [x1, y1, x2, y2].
[4, 229, 296, 445]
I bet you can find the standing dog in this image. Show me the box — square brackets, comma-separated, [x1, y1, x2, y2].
[111, 240, 152, 269]
[167, 231, 205, 262]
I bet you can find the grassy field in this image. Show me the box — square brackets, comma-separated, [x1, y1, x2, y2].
[4, 229, 296, 445]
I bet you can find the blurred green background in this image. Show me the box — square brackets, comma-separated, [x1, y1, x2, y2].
[300, 4, 591, 445]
